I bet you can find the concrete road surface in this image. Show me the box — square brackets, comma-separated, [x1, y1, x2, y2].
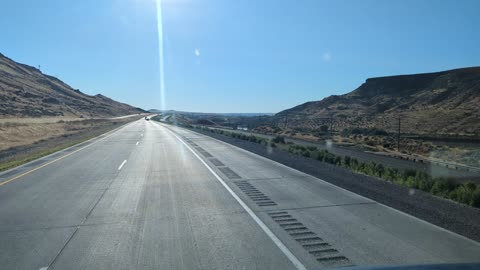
[0, 119, 478, 270]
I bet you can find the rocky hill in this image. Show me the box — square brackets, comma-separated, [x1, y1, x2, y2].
[275, 67, 480, 136]
[0, 52, 145, 118]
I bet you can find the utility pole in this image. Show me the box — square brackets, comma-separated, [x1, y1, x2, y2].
[284, 112, 289, 129]
[397, 117, 401, 152]
[329, 115, 334, 137]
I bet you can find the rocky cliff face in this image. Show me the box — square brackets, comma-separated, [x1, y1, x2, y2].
[275, 67, 480, 136]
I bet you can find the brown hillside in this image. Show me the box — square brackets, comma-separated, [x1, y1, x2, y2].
[0, 52, 145, 118]
[276, 67, 480, 136]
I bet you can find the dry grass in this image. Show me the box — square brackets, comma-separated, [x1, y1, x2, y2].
[0, 117, 141, 172]
[0, 116, 144, 151]
[0, 134, 99, 172]
[0, 122, 69, 151]
[0, 116, 86, 124]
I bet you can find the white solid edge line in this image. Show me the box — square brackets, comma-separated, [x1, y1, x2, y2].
[166, 124, 480, 247]
[118, 160, 127, 170]
[164, 126, 307, 270]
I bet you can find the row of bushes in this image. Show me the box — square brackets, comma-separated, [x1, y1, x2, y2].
[341, 127, 389, 136]
[206, 128, 280, 148]
[285, 140, 480, 207]
[196, 127, 480, 208]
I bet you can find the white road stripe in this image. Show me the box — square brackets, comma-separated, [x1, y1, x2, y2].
[118, 160, 127, 170]
[164, 127, 307, 270]
[136, 141, 139, 146]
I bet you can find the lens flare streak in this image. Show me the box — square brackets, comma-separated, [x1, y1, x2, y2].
[156, 0, 166, 111]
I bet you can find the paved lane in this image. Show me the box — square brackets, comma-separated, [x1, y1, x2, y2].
[163, 122, 480, 268]
[0, 120, 295, 270]
[0, 119, 479, 270]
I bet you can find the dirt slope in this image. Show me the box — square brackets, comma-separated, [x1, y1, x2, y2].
[276, 67, 480, 136]
[0, 52, 145, 118]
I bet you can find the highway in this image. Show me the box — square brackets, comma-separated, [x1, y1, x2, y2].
[0, 119, 479, 270]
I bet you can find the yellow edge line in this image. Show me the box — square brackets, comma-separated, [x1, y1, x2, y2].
[0, 121, 134, 187]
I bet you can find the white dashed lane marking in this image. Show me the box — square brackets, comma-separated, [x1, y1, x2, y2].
[118, 160, 127, 170]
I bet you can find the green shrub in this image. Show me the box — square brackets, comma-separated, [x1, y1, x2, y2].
[324, 153, 335, 164]
[302, 151, 311, 158]
[471, 189, 480, 207]
[448, 183, 477, 205]
[334, 156, 342, 165]
[431, 179, 459, 197]
[414, 171, 430, 182]
[315, 150, 325, 161]
[464, 181, 477, 191]
[347, 158, 358, 171]
[403, 169, 417, 179]
[417, 178, 434, 192]
[268, 141, 277, 148]
[405, 177, 419, 189]
[272, 136, 286, 144]
[247, 135, 257, 143]
[343, 155, 351, 167]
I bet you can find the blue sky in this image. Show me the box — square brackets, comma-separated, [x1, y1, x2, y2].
[1, 0, 479, 113]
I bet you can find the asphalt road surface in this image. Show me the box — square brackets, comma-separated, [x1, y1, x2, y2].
[0, 119, 479, 270]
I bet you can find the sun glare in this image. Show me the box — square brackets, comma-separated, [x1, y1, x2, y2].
[156, 0, 166, 111]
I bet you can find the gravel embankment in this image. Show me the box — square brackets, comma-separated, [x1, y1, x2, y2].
[190, 128, 480, 242]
